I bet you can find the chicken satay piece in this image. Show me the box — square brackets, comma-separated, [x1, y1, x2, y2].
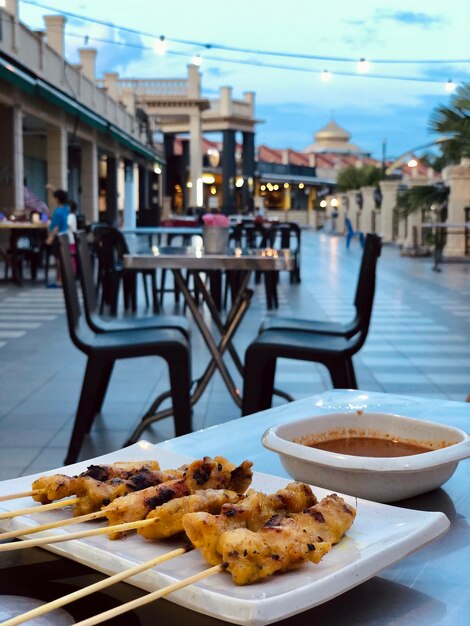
[219, 494, 356, 585]
[31, 475, 79, 505]
[31, 461, 162, 504]
[102, 457, 252, 538]
[138, 489, 240, 540]
[183, 482, 316, 565]
[72, 469, 184, 517]
[183, 457, 252, 495]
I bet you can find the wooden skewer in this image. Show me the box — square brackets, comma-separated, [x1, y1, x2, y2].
[73, 564, 224, 626]
[0, 489, 45, 503]
[0, 545, 192, 626]
[0, 510, 104, 541]
[0, 497, 80, 521]
[0, 516, 158, 552]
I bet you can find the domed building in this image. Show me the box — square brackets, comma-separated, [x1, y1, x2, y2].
[303, 118, 367, 155]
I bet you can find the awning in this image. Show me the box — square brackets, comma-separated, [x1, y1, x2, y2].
[0, 53, 163, 165]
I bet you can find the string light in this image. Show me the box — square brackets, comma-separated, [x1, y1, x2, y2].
[321, 70, 332, 82]
[153, 35, 166, 55]
[445, 79, 456, 93]
[358, 58, 370, 73]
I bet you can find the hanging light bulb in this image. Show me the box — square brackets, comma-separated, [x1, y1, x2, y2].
[320, 69, 331, 82]
[153, 36, 167, 55]
[192, 54, 202, 66]
[358, 58, 370, 73]
[445, 79, 456, 93]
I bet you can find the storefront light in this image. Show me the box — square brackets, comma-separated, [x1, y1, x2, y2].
[210, 186, 217, 195]
[273, 184, 279, 191]
[202, 174, 215, 184]
[331, 198, 338, 207]
[235, 177, 244, 188]
[260, 185, 266, 192]
[299, 183, 305, 189]
[284, 182, 289, 189]
[186, 181, 193, 188]
[153, 165, 162, 175]
[320, 199, 327, 208]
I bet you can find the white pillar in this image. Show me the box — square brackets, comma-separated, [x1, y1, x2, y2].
[12, 105, 24, 212]
[46, 124, 67, 207]
[78, 48, 97, 82]
[44, 15, 66, 57]
[360, 186, 376, 234]
[379, 180, 400, 242]
[403, 178, 428, 249]
[81, 140, 98, 222]
[103, 72, 119, 100]
[5, 0, 19, 17]
[220, 86, 233, 116]
[187, 64, 201, 98]
[346, 190, 360, 230]
[188, 111, 202, 207]
[442, 161, 470, 257]
[123, 161, 136, 229]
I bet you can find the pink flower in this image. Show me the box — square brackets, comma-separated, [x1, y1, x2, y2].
[202, 213, 230, 227]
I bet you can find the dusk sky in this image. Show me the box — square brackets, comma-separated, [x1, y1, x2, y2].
[19, 0, 470, 159]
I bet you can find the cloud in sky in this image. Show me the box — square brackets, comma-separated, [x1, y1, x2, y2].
[375, 10, 446, 28]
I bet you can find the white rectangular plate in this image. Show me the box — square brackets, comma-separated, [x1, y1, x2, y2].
[0, 442, 449, 625]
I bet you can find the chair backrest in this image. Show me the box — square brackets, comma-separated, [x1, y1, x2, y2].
[93, 225, 129, 271]
[345, 217, 354, 234]
[75, 231, 99, 318]
[351, 233, 382, 348]
[57, 234, 92, 352]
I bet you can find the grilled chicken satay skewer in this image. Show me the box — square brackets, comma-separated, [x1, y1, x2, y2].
[0, 457, 253, 551]
[183, 481, 317, 564]
[0, 461, 162, 505]
[0, 468, 182, 523]
[34, 493, 356, 626]
[0, 468, 183, 540]
[2, 482, 315, 625]
[31, 460, 162, 504]
[219, 493, 356, 584]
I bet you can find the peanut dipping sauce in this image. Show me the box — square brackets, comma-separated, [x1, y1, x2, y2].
[294, 428, 449, 458]
[307, 437, 433, 457]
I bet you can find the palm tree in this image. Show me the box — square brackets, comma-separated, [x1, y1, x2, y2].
[430, 83, 470, 163]
[336, 164, 383, 191]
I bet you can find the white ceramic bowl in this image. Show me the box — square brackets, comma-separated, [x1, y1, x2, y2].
[262, 412, 470, 502]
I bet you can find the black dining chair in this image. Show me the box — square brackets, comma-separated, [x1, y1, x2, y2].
[93, 225, 159, 315]
[74, 232, 191, 339]
[259, 233, 381, 338]
[272, 222, 301, 283]
[57, 234, 192, 464]
[242, 234, 382, 416]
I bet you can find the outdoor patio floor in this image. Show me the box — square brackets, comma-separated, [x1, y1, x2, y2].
[0, 230, 469, 480]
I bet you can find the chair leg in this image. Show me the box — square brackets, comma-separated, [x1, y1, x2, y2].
[167, 349, 192, 436]
[151, 271, 160, 313]
[64, 356, 112, 464]
[327, 356, 358, 389]
[86, 359, 115, 431]
[242, 346, 276, 415]
[141, 272, 150, 308]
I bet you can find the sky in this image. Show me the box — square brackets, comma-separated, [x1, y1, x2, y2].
[17, 0, 470, 159]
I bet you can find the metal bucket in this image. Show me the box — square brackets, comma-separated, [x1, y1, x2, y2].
[203, 226, 229, 254]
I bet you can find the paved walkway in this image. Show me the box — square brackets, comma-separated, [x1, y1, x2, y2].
[0, 231, 469, 479]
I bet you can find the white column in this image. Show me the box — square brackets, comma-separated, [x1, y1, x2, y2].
[46, 124, 67, 206]
[81, 140, 98, 222]
[12, 104, 24, 211]
[123, 161, 136, 229]
[187, 64, 201, 98]
[379, 180, 400, 242]
[442, 161, 470, 257]
[360, 186, 376, 234]
[403, 178, 428, 249]
[188, 111, 202, 207]
[44, 15, 66, 57]
[78, 48, 97, 82]
[103, 72, 119, 100]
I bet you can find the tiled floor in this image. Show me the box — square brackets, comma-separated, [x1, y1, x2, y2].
[0, 231, 469, 479]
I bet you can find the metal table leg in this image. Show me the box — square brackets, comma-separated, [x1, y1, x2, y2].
[125, 270, 253, 444]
